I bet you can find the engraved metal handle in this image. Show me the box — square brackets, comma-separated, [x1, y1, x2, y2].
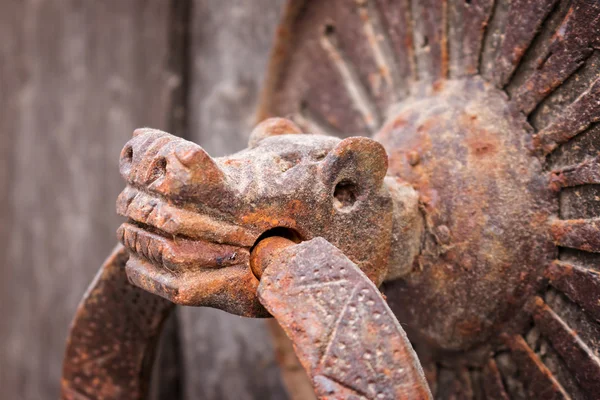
[255, 236, 432, 400]
[61, 245, 173, 400]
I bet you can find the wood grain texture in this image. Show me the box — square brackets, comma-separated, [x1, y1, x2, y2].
[0, 1, 175, 398]
[1, 0, 298, 398]
[188, 0, 288, 156]
[181, 1, 290, 399]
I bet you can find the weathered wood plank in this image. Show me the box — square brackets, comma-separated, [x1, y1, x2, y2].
[0, 1, 175, 399]
[188, 0, 288, 157]
[182, 1, 290, 399]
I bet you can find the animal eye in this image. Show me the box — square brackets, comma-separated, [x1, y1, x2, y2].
[278, 153, 301, 172]
[280, 153, 301, 164]
[313, 150, 328, 161]
[333, 180, 358, 211]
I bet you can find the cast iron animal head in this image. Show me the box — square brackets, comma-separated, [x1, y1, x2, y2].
[116, 118, 422, 316]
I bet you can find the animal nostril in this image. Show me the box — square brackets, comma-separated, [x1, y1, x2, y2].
[124, 146, 133, 162]
[333, 180, 358, 211]
[155, 157, 167, 174]
[148, 157, 167, 182]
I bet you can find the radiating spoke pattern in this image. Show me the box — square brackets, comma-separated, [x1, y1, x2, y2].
[259, 0, 600, 397]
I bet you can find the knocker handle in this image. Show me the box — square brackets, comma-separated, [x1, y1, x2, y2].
[62, 238, 431, 399]
[255, 237, 432, 400]
[61, 245, 173, 400]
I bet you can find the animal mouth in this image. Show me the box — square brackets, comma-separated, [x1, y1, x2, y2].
[118, 220, 248, 274]
[114, 130, 270, 316]
[115, 187, 267, 313]
[116, 186, 258, 273]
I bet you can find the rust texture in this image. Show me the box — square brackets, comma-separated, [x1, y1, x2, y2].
[447, 0, 494, 78]
[545, 261, 600, 323]
[257, 0, 600, 397]
[532, 296, 600, 395]
[504, 335, 569, 400]
[550, 156, 600, 189]
[378, 78, 556, 354]
[512, 0, 600, 115]
[257, 237, 432, 399]
[490, 0, 558, 88]
[550, 218, 600, 253]
[411, 0, 448, 84]
[481, 359, 509, 400]
[533, 76, 600, 155]
[61, 245, 173, 399]
[267, 319, 317, 400]
[250, 236, 298, 280]
[251, 2, 600, 394]
[62, 0, 600, 398]
[116, 118, 422, 316]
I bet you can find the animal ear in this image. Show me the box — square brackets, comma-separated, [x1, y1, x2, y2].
[248, 118, 304, 148]
[319, 137, 388, 193]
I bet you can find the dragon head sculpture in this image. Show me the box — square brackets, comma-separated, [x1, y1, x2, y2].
[116, 118, 422, 316]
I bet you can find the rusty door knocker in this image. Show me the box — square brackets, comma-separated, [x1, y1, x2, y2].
[63, 0, 600, 399]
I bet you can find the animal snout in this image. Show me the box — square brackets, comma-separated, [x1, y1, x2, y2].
[119, 128, 226, 200]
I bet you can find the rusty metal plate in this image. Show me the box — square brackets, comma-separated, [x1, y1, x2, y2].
[259, 0, 600, 397]
[61, 1, 600, 398]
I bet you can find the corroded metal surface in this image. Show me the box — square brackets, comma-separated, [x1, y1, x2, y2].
[62, 0, 600, 398]
[256, 0, 600, 397]
[545, 261, 600, 322]
[532, 296, 600, 395]
[377, 78, 557, 353]
[116, 119, 422, 316]
[258, 237, 431, 399]
[61, 245, 173, 399]
[250, 236, 297, 280]
[504, 335, 569, 400]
